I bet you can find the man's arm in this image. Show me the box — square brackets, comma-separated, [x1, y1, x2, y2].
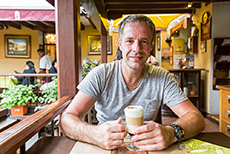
[60, 91, 127, 150]
[131, 99, 205, 151]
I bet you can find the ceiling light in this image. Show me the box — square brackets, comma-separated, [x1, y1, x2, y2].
[187, 3, 193, 8]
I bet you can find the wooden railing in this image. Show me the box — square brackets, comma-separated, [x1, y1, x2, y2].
[0, 96, 72, 154]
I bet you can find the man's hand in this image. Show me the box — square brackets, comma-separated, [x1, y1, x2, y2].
[93, 117, 127, 150]
[131, 121, 175, 151]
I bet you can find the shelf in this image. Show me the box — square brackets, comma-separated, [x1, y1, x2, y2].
[214, 45, 230, 55]
[188, 95, 198, 98]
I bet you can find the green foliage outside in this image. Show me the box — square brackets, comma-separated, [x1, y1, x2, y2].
[0, 84, 38, 109]
[82, 59, 101, 79]
[38, 77, 58, 104]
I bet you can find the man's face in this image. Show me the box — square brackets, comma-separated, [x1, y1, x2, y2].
[37, 51, 45, 57]
[119, 22, 153, 70]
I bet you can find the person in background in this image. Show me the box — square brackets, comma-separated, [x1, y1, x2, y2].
[114, 47, 123, 60]
[60, 15, 205, 151]
[49, 58, 57, 81]
[37, 48, 54, 83]
[147, 55, 158, 66]
[16, 61, 36, 86]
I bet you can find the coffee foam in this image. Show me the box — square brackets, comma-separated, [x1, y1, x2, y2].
[124, 106, 144, 118]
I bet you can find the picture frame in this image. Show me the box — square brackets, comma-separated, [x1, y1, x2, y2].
[88, 35, 112, 55]
[5, 35, 31, 58]
[157, 36, 160, 51]
[201, 11, 212, 41]
[200, 41, 206, 53]
[174, 39, 184, 54]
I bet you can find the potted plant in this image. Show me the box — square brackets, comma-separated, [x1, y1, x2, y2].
[0, 84, 38, 116]
[38, 77, 58, 105]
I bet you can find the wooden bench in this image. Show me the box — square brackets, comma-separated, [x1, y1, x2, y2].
[0, 96, 72, 154]
[0, 109, 20, 133]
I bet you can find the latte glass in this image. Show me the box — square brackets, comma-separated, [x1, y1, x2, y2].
[124, 105, 144, 151]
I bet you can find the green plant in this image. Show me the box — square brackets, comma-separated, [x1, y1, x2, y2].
[38, 78, 58, 104]
[82, 59, 101, 79]
[0, 84, 38, 109]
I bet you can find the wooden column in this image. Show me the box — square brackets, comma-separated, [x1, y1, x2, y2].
[55, 0, 81, 98]
[101, 20, 107, 63]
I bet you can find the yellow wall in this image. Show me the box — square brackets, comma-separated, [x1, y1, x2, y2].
[81, 26, 118, 63]
[0, 26, 40, 74]
[192, 3, 212, 112]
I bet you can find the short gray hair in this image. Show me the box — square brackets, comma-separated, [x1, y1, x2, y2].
[119, 14, 155, 43]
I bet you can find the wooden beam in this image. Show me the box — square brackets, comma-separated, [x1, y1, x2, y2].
[1, 21, 21, 29]
[56, 0, 81, 98]
[101, 20, 107, 63]
[16, 21, 35, 30]
[30, 21, 48, 29]
[82, 0, 103, 33]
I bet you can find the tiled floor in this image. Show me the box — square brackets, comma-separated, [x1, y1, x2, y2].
[162, 116, 219, 132]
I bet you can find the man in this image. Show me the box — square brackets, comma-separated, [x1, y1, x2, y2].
[60, 15, 205, 151]
[37, 48, 54, 74]
[37, 48, 54, 83]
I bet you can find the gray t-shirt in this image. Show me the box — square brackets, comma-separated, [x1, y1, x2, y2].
[77, 60, 187, 124]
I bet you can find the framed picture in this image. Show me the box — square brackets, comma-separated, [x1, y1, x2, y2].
[157, 36, 160, 51]
[201, 11, 212, 41]
[174, 39, 184, 54]
[200, 41, 206, 53]
[88, 35, 112, 55]
[5, 35, 31, 58]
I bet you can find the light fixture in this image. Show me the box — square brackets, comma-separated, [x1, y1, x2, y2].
[187, 2, 193, 8]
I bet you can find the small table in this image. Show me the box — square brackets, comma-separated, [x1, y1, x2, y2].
[25, 132, 230, 154]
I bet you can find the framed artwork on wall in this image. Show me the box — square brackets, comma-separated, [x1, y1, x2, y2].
[200, 41, 206, 53]
[4, 35, 31, 58]
[201, 11, 212, 41]
[88, 35, 112, 55]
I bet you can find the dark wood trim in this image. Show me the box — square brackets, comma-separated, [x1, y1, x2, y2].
[0, 96, 72, 154]
[101, 20, 107, 63]
[56, 0, 81, 98]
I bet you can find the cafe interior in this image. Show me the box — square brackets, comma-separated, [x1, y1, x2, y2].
[0, 0, 230, 153]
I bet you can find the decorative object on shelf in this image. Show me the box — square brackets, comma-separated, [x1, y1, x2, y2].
[187, 54, 195, 69]
[88, 35, 112, 55]
[200, 41, 206, 53]
[201, 11, 211, 41]
[4, 35, 31, 58]
[0, 84, 38, 116]
[174, 57, 186, 69]
[190, 90, 196, 95]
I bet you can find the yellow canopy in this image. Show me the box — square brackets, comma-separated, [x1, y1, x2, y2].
[101, 14, 182, 29]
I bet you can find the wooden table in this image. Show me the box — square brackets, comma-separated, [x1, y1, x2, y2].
[25, 132, 230, 154]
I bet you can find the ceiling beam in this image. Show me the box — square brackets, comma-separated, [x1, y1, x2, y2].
[30, 21, 48, 29]
[0, 21, 21, 29]
[16, 21, 35, 30]
[42, 21, 55, 28]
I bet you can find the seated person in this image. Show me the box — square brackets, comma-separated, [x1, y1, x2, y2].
[60, 15, 205, 151]
[16, 61, 36, 86]
[49, 58, 57, 81]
